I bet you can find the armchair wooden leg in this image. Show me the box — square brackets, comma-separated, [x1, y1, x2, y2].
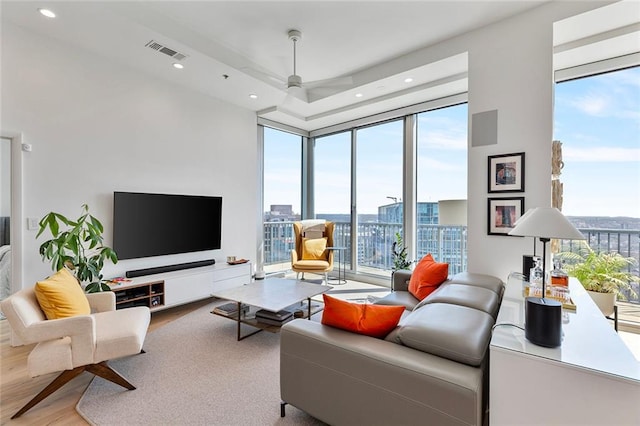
[11, 366, 86, 419]
[11, 361, 135, 419]
[86, 361, 136, 390]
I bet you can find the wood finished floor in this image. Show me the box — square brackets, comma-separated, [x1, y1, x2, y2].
[0, 299, 209, 426]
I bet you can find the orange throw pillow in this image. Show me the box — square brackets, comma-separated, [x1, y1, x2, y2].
[321, 294, 404, 338]
[408, 254, 449, 301]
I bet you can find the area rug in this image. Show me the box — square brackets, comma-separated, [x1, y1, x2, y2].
[77, 302, 324, 425]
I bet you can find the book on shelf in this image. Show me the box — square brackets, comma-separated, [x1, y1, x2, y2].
[212, 302, 248, 317]
[255, 309, 293, 321]
[256, 316, 294, 326]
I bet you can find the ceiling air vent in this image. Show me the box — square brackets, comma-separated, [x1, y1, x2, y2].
[145, 40, 188, 61]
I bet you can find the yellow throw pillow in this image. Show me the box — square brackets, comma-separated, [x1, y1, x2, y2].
[301, 237, 328, 260]
[35, 268, 91, 320]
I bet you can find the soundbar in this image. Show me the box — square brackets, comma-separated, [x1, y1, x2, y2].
[126, 259, 216, 278]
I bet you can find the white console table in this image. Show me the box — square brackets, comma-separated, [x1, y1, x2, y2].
[490, 276, 640, 425]
[109, 262, 251, 311]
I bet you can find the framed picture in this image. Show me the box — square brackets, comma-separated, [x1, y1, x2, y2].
[488, 152, 525, 193]
[488, 197, 525, 236]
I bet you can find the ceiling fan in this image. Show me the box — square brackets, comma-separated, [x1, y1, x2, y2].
[246, 29, 353, 103]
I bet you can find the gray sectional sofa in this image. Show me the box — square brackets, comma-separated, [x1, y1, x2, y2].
[280, 271, 504, 426]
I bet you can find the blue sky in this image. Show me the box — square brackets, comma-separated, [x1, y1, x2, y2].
[265, 67, 639, 219]
[554, 67, 640, 217]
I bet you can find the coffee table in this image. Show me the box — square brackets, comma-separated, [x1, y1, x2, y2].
[210, 278, 332, 340]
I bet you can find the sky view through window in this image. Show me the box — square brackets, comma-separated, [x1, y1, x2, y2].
[554, 66, 640, 218]
[264, 66, 639, 220]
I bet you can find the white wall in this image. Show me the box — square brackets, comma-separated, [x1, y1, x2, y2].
[2, 23, 257, 288]
[0, 138, 10, 217]
[2, 1, 611, 287]
[463, 1, 611, 281]
[379, 1, 608, 282]
[466, 7, 553, 281]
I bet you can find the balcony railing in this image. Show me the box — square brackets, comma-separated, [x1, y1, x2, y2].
[264, 222, 640, 304]
[559, 228, 640, 304]
[264, 221, 467, 275]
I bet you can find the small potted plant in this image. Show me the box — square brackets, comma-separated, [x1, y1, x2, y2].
[37, 204, 118, 293]
[391, 232, 412, 271]
[559, 242, 639, 317]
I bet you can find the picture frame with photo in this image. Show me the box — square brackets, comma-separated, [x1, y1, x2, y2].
[488, 197, 525, 236]
[488, 152, 525, 193]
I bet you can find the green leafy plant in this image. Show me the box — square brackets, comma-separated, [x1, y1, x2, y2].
[37, 204, 118, 293]
[558, 242, 638, 300]
[391, 232, 412, 271]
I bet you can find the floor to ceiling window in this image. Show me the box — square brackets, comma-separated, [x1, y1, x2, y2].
[356, 120, 404, 276]
[314, 131, 352, 270]
[416, 104, 468, 273]
[263, 127, 302, 273]
[554, 66, 640, 308]
[260, 96, 468, 284]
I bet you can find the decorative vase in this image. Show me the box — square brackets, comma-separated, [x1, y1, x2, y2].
[586, 290, 616, 317]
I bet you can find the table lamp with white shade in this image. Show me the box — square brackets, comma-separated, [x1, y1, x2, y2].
[508, 207, 585, 347]
[515, 208, 538, 281]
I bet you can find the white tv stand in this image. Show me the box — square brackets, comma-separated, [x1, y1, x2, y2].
[109, 262, 252, 311]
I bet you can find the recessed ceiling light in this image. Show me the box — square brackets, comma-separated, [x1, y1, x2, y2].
[172, 63, 184, 69]
[355, 93, 363, 98]
[249, 94, 258, 99]
[38, 8, 56, 18]
[404, 77, 414, 83]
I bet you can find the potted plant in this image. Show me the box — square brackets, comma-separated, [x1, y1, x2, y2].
[559, 243, 639, 317]
[37, 204, 118, 293]
[391, 232, 412, 271]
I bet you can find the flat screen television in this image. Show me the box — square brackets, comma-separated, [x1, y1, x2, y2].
[113, 191, 222, 260]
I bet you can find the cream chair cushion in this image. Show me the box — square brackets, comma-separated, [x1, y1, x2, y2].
[94, 307, 150, 363]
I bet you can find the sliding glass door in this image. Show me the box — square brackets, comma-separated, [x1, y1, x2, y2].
[416, 104, 468, 273]
[314, 131, 352, 270]
[263, 127, 302, 274]
[356, 120, 404, 277]
[260, 98, 468, 283]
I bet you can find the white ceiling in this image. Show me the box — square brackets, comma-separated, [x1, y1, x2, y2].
[2, 1, 636, 131]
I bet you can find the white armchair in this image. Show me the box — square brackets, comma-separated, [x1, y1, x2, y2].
[1, 287, 150, 418]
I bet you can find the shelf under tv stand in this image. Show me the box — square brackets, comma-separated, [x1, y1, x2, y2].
[109, 261, 252, 311]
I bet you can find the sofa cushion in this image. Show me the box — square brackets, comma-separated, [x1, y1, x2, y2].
[396, 303, 494, 367]
[301, 237, 328, 260]
[375, 291, 420, 311]
[408, 254, 448, 300]
[34, 268, 91, 320]
[321, 294, 405, 338]
[449, 272, 504, 296]
[414, 284, 501, 317]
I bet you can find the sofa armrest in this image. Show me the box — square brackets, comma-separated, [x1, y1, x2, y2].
[391, 269, 412, 291]
[281, 319, 484, 426]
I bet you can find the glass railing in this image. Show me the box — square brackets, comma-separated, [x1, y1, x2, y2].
[264, 221, 467, 276]
[264, 222, 640, 304]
